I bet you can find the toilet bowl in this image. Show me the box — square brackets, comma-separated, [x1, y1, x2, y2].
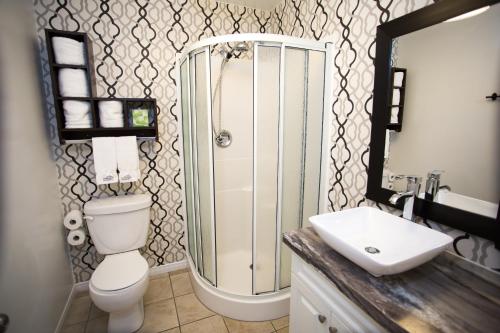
[89, 250, 149, 333]
[84, 194, 152, 333]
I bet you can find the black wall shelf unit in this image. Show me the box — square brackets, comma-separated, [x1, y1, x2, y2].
[45, 29, 158, 144]
[386, 67, 407, 132]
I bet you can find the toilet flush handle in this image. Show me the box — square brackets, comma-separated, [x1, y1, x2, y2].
[83, 216, 94, 223]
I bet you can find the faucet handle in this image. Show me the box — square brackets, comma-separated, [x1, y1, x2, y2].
[427, 170, 444, 179]
[395, 174, 422, 183]
[394, 175, 421, 193]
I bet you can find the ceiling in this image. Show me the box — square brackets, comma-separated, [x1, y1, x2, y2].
[217, 0, 281, 10]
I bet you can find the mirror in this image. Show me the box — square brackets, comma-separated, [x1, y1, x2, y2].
[382, 2, 500, 218]
[367, 0, 500, 244]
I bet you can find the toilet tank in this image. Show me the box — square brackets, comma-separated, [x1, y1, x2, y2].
[84, 194, 151, 255]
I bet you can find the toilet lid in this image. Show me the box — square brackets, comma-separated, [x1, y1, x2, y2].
[91, 251, 149, 291]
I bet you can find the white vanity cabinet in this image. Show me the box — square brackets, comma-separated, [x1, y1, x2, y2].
[290, 254, 387, 333]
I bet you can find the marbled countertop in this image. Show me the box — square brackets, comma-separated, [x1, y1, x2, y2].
[283, 227, 500, 333]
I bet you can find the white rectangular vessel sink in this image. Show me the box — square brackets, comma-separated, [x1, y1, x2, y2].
[309, 207, 453, 277]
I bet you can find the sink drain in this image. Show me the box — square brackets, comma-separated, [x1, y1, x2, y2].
[365, 246, 380, 254]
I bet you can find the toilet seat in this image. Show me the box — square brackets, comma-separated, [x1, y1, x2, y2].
[91, 250, 149, 292]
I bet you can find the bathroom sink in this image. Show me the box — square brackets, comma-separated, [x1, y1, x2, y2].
[418, 190, 498, 219]
[309, 207, 453, 277]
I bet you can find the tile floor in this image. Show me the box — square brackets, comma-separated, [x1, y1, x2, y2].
[61, 268, 289, 333]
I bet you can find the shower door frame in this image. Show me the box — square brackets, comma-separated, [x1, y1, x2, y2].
[176, 33, 334, 294]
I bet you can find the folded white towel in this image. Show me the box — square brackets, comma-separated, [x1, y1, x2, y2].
[98, 101, 124, 127]
[92, 137, 118, 185]
[116, 136, 140, 183]
[100, 119, 123, 124]
[65, 121, 92, 129]
[63, 101, 92, 128]
[63, 100, 90, 116]
[390, 107, 399, 124]
[52, 37, 85, 65]
[392, 89, 400, 105]
[64, 115, 90, 122]
[58, 69, 89, 97]
[384, 130, 391, 159]
[100, 122, 123, 128]
[394, 71, 404, 87]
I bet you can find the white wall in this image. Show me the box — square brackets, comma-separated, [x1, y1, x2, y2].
[0, 2, 74, 332]
[388, 5, 500, 202]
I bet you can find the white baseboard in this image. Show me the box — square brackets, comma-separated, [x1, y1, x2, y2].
[150, 259, 188, 277]
[54, 284, 77, 333]
[73, 280, 90, 294]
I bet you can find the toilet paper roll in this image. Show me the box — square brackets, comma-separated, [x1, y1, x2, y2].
[67, 228, 86, 246]
[63, 209, 83, 230]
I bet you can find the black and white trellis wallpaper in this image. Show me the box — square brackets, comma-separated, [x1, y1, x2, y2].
[33, 0, 499, 283]
[34, 0, 276, 283]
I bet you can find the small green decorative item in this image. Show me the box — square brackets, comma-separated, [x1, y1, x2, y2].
[132, 108, 149, 127]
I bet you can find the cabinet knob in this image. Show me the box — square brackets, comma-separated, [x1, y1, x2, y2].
[317, 314, 327, 323]
[329, 327, 338, 333]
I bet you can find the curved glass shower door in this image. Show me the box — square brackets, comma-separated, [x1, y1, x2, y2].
[179, 35, 330, 296]
[181, 48, 217, 285]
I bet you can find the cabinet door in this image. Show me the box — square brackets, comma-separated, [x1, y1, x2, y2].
[290, 274, 330, 333]
[327, 309, 351, 333]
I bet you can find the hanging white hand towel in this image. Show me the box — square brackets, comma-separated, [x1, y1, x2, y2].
[92, 137, 118, 185]
[116, 136, 140, 183]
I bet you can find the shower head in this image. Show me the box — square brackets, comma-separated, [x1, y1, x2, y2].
[220, 42, 250, 60]
[219, 47, 232, 60]
[233, 41, 249, 53]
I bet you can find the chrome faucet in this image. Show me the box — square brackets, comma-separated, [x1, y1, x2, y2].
[425, 170, 443, 201]
[389, 175, 422, 221]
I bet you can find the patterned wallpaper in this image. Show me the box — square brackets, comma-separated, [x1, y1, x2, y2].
[34, 0, 275, 283]
[33, 0, 498, 283]
[273, 0, 500, 270]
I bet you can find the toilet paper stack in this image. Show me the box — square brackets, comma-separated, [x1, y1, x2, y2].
[64, 210, 86, 246]
[98, 101, 124, 127]
[63, 100, 92, 128]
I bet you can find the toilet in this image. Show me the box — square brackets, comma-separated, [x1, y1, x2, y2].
[84, 194, 152, 333]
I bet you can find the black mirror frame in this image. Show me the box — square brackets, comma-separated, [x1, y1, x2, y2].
[367, 0, 500, 246]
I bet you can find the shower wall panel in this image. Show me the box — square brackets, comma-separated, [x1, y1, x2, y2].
[212, 55, 254, 295]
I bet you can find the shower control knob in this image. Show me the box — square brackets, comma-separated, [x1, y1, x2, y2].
[329, 327, 338, 333]
[318, 314, 326, 323]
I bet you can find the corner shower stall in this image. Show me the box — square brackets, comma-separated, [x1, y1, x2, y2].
[177, 34, 332, 320]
